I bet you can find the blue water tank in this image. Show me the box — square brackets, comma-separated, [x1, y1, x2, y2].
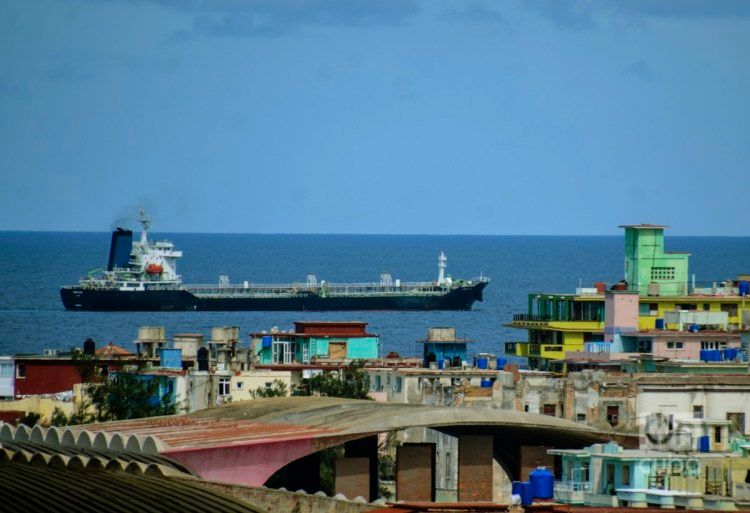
[511, 481, 522, 495]
[739, 281, 749, 297]
[520, 481, 533, 506]
[689, 323, 700, 333]
[261, 335, 273, 348]
[699, 435, 710, 452]
[497, 357, 507, 370]
[725, 348, 737, 361]
[437, 358, 445, 370]
[711, 349, 722, 362]
[530, 467, 554, 499]
[655, 318, 665, 330]
[700, 349, 708, 362]
[476, 357, 488, 369]
[480, 379, 493, 388]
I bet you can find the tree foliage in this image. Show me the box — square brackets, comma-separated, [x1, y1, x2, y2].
[87, 373, 176, 422]
[251, 379, 288, 398]
[18, 411, 41, 427]
[304, 361, 371, 399]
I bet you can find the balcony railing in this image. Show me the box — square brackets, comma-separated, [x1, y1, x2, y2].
[555, 481, 591, 492]
[512, 314, 552, 322]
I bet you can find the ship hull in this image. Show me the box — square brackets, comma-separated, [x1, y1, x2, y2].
[60, 282, 487, 312]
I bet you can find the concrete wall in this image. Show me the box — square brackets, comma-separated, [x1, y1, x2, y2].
[191, 479, 378, 513]
[230, 370, 293, 402]
[636, 386, 750, 436]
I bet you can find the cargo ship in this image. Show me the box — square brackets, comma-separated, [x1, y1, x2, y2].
[60, 211, 489, 311]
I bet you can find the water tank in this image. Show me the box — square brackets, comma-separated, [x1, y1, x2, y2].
[655, 318, 665, 330]
[530, 467, 554, 499]
[496, 357, 507, 370]
[698, 435, 710, 453]
[83, 338, 96, 356]
[688, 323, 700, 333]
[211, 326, 239, 344]
[739, 281, 749, 297]
[197, 347, 209, 372]
[437, 359, 445, 370]
[711, 349, 722, 362]
[511, 481, 522, 495]
[476, 357, 488, 369]
[700, 349, 708, 362]
[480, 379, 493, 388]
[261, 335, 273, 349]
[138, 326, 165, 342]
[520, 482, 533, 506]
[725, 348, 737, 361]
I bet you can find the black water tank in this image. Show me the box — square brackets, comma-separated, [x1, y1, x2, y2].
[197, 347, 209, 371]
[83, 338, 96, 356]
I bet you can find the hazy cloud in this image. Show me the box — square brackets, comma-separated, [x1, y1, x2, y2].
[623, 60, 656, 81]
[524, 0, 750, 29]
[442, 2, 506, 24]
[94, 0, 421, 38]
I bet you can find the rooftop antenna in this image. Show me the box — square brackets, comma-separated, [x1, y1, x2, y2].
[138, 208, 151, 246]
[437, 251, 447, 285]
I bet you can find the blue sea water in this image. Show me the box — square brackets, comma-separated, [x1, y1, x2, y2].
[0, 232, 747, 358]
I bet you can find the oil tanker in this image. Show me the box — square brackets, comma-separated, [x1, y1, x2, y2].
[60, 211, 489, 312]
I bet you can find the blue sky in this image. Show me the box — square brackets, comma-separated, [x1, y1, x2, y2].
[1, 0, 749, 235]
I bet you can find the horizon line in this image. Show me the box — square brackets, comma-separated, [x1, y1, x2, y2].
[0, 229, 748, 237]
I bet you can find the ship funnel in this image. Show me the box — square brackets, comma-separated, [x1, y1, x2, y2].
[437, 251, 447, 285]
[107, 228, 133, 271]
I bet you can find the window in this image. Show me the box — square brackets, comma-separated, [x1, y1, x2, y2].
[714, 426, 722, 444]
[0, 363, 12, 378]
[236, 381, 244, 390]
[720, 303, 738, 317]
[166, 380, 174, 396]
[445, 452, 451, 479]
[394, 376, 402, 393]
[637, 339, 653, 352]
[666, 341, 685, 350]
[16, 363, 25, 379]
[693, 405, 704, 419]
[701, 341, 727, 350]
[606, 405, 619, 427]
[373, 375, 381, 391]
[543, 404, 556, 416]
[621, 465, 630, 486]
[218, 378, 230, 396]
[651, 267, 676, 281]
[679, 303, 697, 311]
[577, 413, 586, 423]
[727, 413, 746, 435]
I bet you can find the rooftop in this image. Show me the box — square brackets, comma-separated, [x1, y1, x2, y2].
[618, 224, 670, 229]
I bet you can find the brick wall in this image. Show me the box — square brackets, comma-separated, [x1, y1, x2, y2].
[519, 445, 553, 481]
[396, 443, 435, 502]
[457, 435, 493, 502]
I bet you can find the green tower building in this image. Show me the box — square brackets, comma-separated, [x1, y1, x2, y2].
[621, 224, 689, 296]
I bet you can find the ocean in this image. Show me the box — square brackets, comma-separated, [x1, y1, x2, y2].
[0, 232, 747, 359]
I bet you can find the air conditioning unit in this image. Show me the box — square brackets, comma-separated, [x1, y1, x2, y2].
[43, 349, 59, 357]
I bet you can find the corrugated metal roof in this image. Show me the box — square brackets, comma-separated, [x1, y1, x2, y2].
[0, 460, 267, 513]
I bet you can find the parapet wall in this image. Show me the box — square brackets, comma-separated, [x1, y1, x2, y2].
[189, 479, 380, 513]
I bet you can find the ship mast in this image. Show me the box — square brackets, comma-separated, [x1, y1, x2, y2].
[437, 251, 447, 285]
[138, 209, 151, 247]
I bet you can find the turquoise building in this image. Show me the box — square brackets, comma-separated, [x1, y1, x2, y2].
[550, 441, 748, 510]
[250, 321, 380, 365]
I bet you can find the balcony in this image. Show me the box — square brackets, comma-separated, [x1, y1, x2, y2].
[541, 344, 565, 359]
[505, 342, 530, 357]
[510, 314, 552, 327]
[554, 481, 590, 505]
